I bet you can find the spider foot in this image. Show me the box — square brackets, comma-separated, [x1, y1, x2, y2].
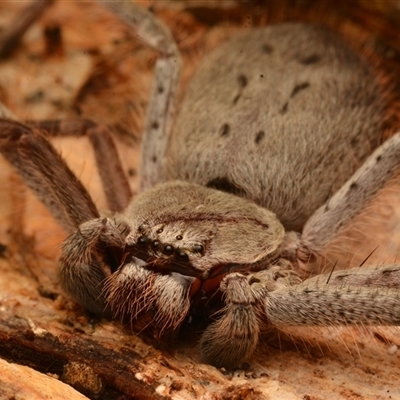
[199, 273, 264, 368]
[58, 218, 127, 315]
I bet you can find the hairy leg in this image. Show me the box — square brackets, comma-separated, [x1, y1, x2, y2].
[0, 115, 133, 314]
[199, 264, 400, 367]
[0, 119, 99, 232]
[58, 217, 127, 315]
[305, 264, 400, 289]
[265, 264, 400, 327]
[199, 272, 267, 367]
[294, 132, 400, 272]
[26, 119, 132, 213]
[97, 1, 181, 190]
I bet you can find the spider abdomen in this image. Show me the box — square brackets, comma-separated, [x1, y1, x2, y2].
[169, 23, 387, 231]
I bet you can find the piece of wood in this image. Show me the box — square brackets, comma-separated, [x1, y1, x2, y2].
[0, 358, 88, 400]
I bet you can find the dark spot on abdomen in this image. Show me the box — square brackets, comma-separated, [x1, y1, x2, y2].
[279, 83, 310, 114]
[350, 182, 358, 190]
[219, 123, 230, 137]
[280, 102, 288, 114]
[255, 131, 265, 144]
[299, 54, 321, 65]
[233, 74, 248, 104]
[237, 74, 248, 87]
[291, 82, 310, 98]
[262, 44, 273, 54]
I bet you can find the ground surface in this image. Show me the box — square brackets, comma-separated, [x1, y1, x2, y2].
[0, 1, 400, 399]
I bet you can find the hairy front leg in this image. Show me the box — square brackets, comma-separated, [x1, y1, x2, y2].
[59, 217, 126, 315]
[0, 119, 99, 232]
[199, 272, 270, 367]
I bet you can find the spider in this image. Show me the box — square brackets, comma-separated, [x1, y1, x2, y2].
[1, 0, 400, 369]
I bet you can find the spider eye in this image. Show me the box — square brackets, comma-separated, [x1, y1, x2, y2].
[176, 235, 183, 240]
[163, 244, 174, 255]
[138, 236, 148, 247]
[151, 240, 160, 250]
[193, 244, 204, 254]
[157, 228, 164, 234]
[176, 250, 189, 261]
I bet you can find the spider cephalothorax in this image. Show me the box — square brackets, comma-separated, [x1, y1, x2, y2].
[122, 181, 285, 278]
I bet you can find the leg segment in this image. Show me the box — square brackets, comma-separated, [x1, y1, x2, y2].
[313, 264, 400, 289]
[97, 1, 181, 190]
[58, 217, 127, 315]
[295, 132, 400, 272]
[88, 124, 132, 212]
[200, 265, 400, 367]
[0, 119, 99, 232]
[264, 264, 400, 327]
[1, 115, 132, 315]
[27, 119, 132, 213]
[199, 272, 268, 367]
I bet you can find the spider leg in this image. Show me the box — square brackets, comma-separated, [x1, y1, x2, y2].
[58, 217, 127, 315]
[199, 272, 269, 368]
[200, 265, 400, 367]
[97, 1, 181, 190]
[264, 264, 400, 327]
[0, 118, 99, 232]
[26, 119, 132, 213]
[313, 264, 400, 289]
[0, 109, 132, 314]
[291, 132, 400, 273]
